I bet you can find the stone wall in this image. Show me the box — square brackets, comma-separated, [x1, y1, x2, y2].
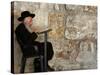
[13, 1, 97, 73]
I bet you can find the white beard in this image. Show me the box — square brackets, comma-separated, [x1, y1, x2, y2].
[25, 24, 33, 33]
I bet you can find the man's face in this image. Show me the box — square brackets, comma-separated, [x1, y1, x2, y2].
[24, 16, 33, 26]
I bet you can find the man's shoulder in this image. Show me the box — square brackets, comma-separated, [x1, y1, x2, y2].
[15, 23, 24, 33]
[16, 23, 24, 30]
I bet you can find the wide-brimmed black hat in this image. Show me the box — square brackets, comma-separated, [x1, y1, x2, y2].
[17, 11, 35, 21]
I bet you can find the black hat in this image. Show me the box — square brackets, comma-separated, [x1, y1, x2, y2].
[17, 11, 35, 21]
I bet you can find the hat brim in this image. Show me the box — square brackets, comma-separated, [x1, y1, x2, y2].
[17, 14, 35, 21]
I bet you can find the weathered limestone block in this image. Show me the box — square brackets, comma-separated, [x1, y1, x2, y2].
[65, 14, 97, 40]
[14, 34, 22, 73]
[48, 13, 65, 39]
[76, 38, 97, 69]
[54, 4, 66, 11]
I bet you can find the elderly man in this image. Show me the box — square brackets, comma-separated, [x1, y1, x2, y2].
[15, 11, 54, 72]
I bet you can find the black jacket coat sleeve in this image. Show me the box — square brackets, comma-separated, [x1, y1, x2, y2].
[15, 23, 38, 45]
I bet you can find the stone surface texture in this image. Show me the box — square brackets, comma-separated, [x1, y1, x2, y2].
[13, 1, 97, 73]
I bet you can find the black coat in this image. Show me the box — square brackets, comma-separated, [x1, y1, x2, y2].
[15, 23, 54, 60]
